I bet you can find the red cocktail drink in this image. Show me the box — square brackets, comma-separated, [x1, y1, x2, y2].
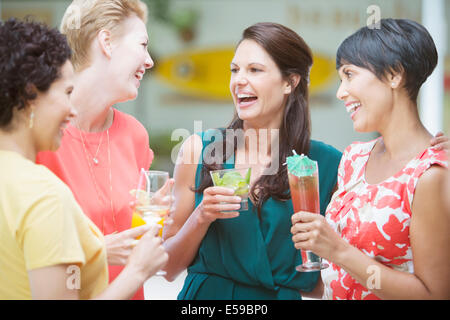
[287, 153, 329, 272]
[289, 174, 320, 214]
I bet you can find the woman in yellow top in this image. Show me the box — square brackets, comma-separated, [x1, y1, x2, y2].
[35, 0, 165, 300]
[0, 18, 168, 300]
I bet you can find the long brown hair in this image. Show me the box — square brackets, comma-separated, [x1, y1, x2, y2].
[196, 22, 313, 216]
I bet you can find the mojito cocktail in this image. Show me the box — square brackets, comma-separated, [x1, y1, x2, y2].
[210, 167, 251, 211]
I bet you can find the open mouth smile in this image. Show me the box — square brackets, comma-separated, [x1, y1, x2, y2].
[236, 92, 258, 108]
[346, 101, 361, 120]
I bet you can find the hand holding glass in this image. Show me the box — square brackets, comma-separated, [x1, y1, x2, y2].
[210, 167, 251, 211]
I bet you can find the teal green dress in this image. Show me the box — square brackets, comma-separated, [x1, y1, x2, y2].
[178, 131, 342, 300]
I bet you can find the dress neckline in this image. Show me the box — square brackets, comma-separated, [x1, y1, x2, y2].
[362, 138, 431, 187]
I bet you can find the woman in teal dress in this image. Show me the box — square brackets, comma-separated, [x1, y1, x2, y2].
[162, 22, 341, 299]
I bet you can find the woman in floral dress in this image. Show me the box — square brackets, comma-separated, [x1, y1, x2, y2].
[291, 18, 449, 300]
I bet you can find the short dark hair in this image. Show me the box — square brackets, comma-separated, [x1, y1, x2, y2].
[0, 18, 72, 129]
[336, 18, 437, 102]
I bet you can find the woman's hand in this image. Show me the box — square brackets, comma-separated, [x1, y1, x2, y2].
[151, 178, 175, 207]
[129, 178, 175, 211]
[104, 225, 152, 265]
[430, 131, 449, 152]
[127, 224, 169, 280]
[291, 211, 348, 263]
[196, 186, 242, 224]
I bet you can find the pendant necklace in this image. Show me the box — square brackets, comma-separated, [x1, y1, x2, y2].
[77, 124, 116, 234]
[80, 130, 104, 165]
[92, 132, 103, 165]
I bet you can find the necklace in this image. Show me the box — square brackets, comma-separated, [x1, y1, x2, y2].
[92, 132, 103, 165]
[75, 110, 113, 165]
[77, 125, 116, 234]
[80, 130, 103, 165]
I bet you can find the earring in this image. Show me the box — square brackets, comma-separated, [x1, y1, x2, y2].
[29, 109, 35, 129]
[391, 82, 395, 88]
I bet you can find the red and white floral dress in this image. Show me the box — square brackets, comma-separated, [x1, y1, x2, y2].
[321, 138, 447, 300]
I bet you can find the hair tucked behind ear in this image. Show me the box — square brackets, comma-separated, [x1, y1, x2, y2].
[336, 18, 437, 102]
[195, 22, 313, 217]
[60, 0, 148, 71]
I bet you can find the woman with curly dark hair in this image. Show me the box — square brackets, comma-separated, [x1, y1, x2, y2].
[35, 1, 161, 299]
[0, 18, 167, 300]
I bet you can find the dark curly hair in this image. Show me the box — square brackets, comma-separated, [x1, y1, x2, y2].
[0, 18, 72, 129]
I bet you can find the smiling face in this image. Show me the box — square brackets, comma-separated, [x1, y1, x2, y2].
[108, 15, 153, 102]
[230, 39, 292, 127]
[336, 63, 395, 133]
[32, 60, 77, 152]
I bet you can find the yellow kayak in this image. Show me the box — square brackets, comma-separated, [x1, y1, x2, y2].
[154, 46, 336, 101]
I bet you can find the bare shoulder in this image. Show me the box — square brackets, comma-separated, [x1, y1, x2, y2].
[415, 165, 446, 193]
[412, 164, 447, 214]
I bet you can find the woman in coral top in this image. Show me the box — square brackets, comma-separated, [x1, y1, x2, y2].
[36, 0, 156, 300]
[291, 19, 450, 299]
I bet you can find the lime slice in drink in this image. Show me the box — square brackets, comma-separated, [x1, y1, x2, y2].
[234, 181, 249, 196]
[244, 167, 251, 184]
[211, 172, 222, 186]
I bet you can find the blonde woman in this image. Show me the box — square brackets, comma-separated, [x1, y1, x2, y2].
[36, 0, 158, 299]
[0, 18, 167, 300]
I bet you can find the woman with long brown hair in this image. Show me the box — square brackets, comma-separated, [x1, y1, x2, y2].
[162, 22, 342, 299]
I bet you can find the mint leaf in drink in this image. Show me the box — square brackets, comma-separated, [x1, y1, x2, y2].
[210, 169, 251, 198]
[235, 181, 249, 196]
[221, 171, 243, 187]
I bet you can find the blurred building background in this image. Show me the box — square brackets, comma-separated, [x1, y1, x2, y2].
[1, 0, 449, 299]
[2, 0, 449, 174]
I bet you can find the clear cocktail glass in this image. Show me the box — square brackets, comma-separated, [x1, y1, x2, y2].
[210, 167, 251, 211]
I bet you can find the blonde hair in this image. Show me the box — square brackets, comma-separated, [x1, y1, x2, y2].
[60, 0, 148, 71]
